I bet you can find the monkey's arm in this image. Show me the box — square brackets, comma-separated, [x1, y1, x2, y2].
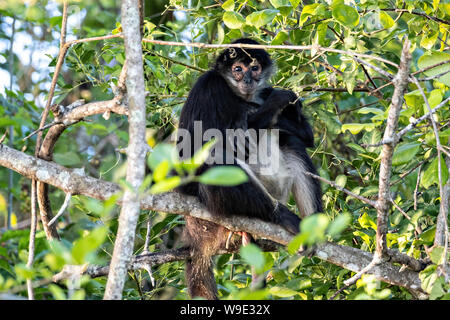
[198, 175, 300, 234]
[275, 99, 315, 148]
[247, 89, 297, 130]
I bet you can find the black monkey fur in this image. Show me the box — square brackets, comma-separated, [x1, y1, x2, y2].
[176, 38, 322, 299]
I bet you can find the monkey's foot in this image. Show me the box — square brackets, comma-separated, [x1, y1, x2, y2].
[225, 230, 253, 249]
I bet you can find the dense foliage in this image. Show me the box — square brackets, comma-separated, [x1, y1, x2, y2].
[0, 0, 449, 300]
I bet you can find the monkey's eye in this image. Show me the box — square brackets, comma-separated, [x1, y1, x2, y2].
[234, 66, 242, 72]
[251, 65, 259, 71]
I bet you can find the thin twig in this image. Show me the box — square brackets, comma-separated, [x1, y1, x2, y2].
[390, 198, 423, 236]
[48, 192, 72, 227]
[412, 59, 450, 76]
[364, 97, 450, 148]
[338, 101, 378, 115]
[141, 38, 399, 68]
[32, 0, 69, 242]
[7, 17, 16, 231]
[414, 164, 423, 211]
[411, 77, 446, 247]
[145, 49, 206, 73]
[417, 68, 450, 81]
[354, 57, 394, 80]
[0, 131, 7, 144]
[305, 171, 377, 207]
[329, 255, 381, 300]
[344, 256, 381, 286]
[390, 161, 426, 186]
[23, 121, 63, 141]
[380, 8, 450, 26]
[300, 86, 371, 92]
[26, 180, 37, 300]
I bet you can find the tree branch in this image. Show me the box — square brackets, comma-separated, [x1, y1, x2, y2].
[103, 0, 147, 300]
[0, 144, 433, 295]
[375, 38, 412, 259]
[381, 8, 450, 26]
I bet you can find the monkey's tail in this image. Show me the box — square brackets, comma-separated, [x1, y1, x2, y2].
[185, 250, 218, 300]
[184, 217, 228, 300]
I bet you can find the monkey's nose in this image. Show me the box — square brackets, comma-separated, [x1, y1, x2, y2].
[243, 72, 252, 84]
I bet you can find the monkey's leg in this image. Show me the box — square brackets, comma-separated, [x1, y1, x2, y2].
[284, 149, 323, 217]
[236, 232, 264, 289]
[184, 217, 229, 300]
[199, 170, 301, 234]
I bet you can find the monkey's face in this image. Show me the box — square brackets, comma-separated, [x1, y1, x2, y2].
[227, 60, 263, 100]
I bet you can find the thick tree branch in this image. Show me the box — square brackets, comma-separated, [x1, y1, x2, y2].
[103, 0, 147, 300]
[0, 145, 432, 295]
[35, 98, 128, 240]
[375, 38, 412, 259]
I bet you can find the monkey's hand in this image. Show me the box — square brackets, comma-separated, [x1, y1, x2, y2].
[274, 203, 301, 235]
[265, 89, 297, 110]
[248, 89, 298, 130]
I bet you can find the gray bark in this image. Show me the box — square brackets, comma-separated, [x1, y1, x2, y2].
[0, 144, 432, 295]
[103, 0, 147, 300]
[376, 39, 412, 258]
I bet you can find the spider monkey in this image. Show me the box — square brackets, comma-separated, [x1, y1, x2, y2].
[176, 38, 322, 300]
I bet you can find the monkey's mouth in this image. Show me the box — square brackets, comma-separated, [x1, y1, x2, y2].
[238, 82, 258, 96]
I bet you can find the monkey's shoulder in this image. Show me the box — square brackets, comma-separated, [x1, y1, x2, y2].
[192, 70, 228, 91]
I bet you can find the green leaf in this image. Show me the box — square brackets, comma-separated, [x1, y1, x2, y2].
[335, 174, 347, 188]
[327, 212, 351, 238]
[433, 0, 441, 10]
[298, 213, 329, 246]
[14, 264, 35, 280]
[342, 123, 376, 134]
[392, 142, 421, 166]
[358, 107, 384, 115]
[430, 278, 445, 300]
[404, 90, 423, 112]
[49, 284, 67, 300]
[348, 143, 366, 153]
[147, 143, 177, 171]
[358, 212, 377, 230]
[379, 11, 395, 29]
[271, 31, 288, 45]
[153, 159, 170, 183]
[419, 226, 436, 244]
[223, 11, 245, 29]
[25, 6, 45, 22]
[54, 152, 82, 166]
[287, 233, 303, 254]
[421, 155, 449, 189]
[299, 3, 324, 26]
[417, 51, 450, 86]
[332, 4, 360, 29]
[269, 286, 299, 297]
[269, 0, 291, 8]
[353, 230, 371, 246]
[197, 166, 248, 186]
[150, 176, 181, 194]
[221, 0, 235, 11]
[314, 22, 328, 46]
[419, 265, 437, 293]
[181, 139, 216, 173]
[71, 226, 107, 264]
[428, 89, 442, 109]
[240, 243, 265, 274]
[246, 10, 279, 28]
[430, 246, 445, 265]
[289, 0, 301, 8]
[420, 31, 439, 50]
